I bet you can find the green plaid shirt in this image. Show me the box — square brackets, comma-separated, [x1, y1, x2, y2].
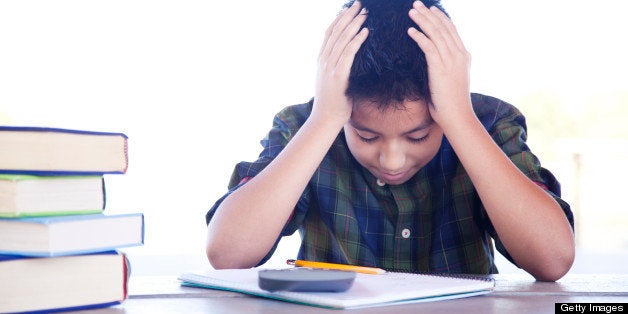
[207, 93, 574, 274]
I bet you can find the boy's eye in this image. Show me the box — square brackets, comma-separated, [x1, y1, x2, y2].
[354, 129, 378, 143]
[408, 134, 429, 143]
[358, 135, 378, 143]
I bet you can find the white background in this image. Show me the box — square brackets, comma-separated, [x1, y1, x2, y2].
[1, 0, 627, 274]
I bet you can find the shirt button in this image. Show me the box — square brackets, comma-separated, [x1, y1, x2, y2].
[376, 178, 386, 186]
[401, 228, 411, 239]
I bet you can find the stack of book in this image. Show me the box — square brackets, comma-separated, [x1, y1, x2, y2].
[0, 126, 145, 313]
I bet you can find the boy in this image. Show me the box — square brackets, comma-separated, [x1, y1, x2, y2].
[205, 0, 575, 281]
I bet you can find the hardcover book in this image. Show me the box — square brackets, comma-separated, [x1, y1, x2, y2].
[0, 174, 105, 218]
[0, 213, 144, 256]
[0, 126, 128, 175]
[0, 251, 129, 313]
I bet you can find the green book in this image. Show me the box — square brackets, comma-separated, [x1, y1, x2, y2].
[0, 174, 105, 218]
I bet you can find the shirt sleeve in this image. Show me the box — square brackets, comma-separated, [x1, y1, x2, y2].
[205, 102, 314, 266]
[473, 94, 575, 267]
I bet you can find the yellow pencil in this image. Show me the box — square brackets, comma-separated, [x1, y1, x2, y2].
[286, 259, 386, 275]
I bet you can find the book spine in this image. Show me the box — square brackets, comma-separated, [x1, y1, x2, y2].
[122, 252, 130, 300]
[102, 177, 107, 210]
[122, 136, 129, 174]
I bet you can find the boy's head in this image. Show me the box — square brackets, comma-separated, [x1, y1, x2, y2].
[340, 1, 448, 186]
[343, 0, 448, 109]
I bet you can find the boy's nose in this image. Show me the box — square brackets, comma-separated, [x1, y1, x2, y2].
[379, 146, 406, 173]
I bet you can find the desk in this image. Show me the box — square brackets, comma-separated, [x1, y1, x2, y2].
[65, 274, 627, 314]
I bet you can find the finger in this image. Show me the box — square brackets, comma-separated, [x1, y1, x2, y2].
[334, 27, 369, 79]
[409, 2, 453, 60]
[410, 2, 452, 56]
[322, 3, 364, 62]
[407, 26, 441, 66]
[326, 8, 368, 70]
[319, 1, 363, 62]
[319, 6, 349, 58]
[429, 6, 467, 53]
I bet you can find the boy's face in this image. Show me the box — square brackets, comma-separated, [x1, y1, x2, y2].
[344, 99, 444, 185]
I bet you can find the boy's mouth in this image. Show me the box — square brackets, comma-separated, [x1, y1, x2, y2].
[379, 171, 408, 184]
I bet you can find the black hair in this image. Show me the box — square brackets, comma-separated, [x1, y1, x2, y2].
[342, 0, 449, 109]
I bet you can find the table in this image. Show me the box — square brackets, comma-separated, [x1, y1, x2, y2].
[64, 274, 628, 313]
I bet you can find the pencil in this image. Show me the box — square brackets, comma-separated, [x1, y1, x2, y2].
[286, 259, 386, 275]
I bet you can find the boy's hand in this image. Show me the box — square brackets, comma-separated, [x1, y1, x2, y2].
[311, 1, 369, 127]
[407, 1, 473, 128]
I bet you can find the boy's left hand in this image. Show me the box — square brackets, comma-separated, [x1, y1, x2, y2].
[407, 1, 473, 128]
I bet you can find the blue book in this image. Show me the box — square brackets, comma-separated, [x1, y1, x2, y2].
[0, 213, 144, 257]
[0, 251, 129, 313]
[0, 126, 128, 176]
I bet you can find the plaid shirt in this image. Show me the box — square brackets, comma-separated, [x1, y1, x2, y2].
[207, 93, 574, 274]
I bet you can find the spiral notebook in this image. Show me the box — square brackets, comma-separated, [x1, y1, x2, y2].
[179, 268, 494, 309]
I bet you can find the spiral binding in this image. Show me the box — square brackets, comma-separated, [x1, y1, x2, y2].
[380, 268, 495, 283]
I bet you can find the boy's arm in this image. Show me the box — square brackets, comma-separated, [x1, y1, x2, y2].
[205, 3, 369, 269]
[408, 2, 574, 281]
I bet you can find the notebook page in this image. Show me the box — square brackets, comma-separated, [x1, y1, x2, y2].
[179, 269, 494, 309]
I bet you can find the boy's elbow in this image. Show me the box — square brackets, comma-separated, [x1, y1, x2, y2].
[206, 242, 240, 269]
[533, 261, 572, 282]
[532, 244, 575, 282]
[205, 239, 259, 270]
[207, 255, 233, 270]
[206, 244, 225, 269]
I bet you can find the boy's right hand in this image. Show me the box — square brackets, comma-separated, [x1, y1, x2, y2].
[311, 1, 369, 127]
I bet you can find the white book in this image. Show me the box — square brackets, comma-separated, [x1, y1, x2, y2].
[179, 268, 494, 309]
[0, 213, 144, 257]
[0, 251, 129, 313]
[0, 126, 128, 175]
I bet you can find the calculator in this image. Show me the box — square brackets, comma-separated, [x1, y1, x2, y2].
[258, 268, 356, 292]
